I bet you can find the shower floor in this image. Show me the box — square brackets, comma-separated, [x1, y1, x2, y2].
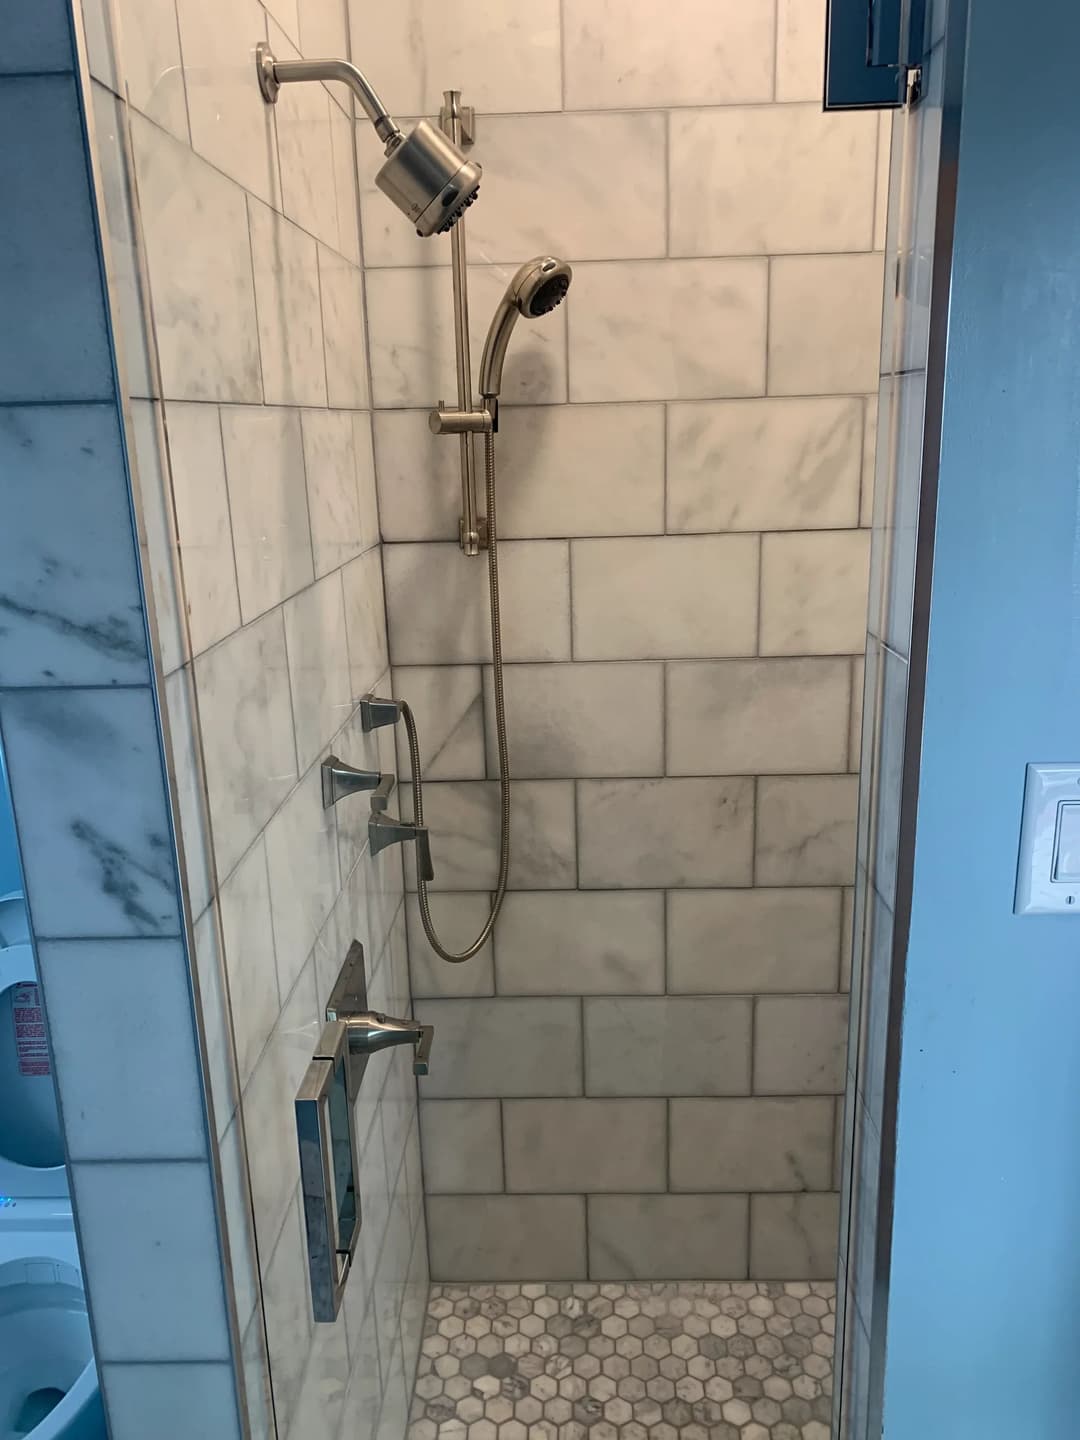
[409, 1280, 835, 1440]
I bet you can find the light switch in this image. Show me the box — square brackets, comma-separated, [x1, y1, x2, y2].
[1015, 765, 1080, 914]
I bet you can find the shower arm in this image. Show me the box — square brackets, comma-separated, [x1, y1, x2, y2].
[256, 44, 402, 149]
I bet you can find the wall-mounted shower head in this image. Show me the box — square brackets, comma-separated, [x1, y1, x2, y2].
[255, 44, 480, 237]
[478, 257, 574, 400]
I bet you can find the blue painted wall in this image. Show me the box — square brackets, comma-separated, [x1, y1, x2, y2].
[883, 1, 1080, 1434]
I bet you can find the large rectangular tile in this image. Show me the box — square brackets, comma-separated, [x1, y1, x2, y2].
[563, 0, 774, 108]
[283, 573, 352, 772]
[670, 1098, 834, 1191]
[666, 397, 862, 534]
[495, 891, 664, 996]
[248, 199, 326, 407]
[261, 1194, 314, 1435]
[419, 1099, 503, 1194]
[0, 405, 149, 686]
[319, 245, 371, 408]
[406, 894, 495, 998]
[220, 406, 314, 624]
[579, 778, 754, 888]
[414, 780, 575, 892]
[754, 995, 849, 1094]
[585, 997, 752, 1097]
[131, 111, 260, 402]
[750, 1194, 840, 1279]
[342, 547, 390, 698]
[72, 1161, 230, 1362]
[195, 609, 297, 880]
[367, 266, 567, 409]
[482, 662, 663, 778]
[38, 938, 206, 1161]
[776, 0, 828, 101]
[414, 999, 582, 1098]
[384, 542, 570, 665]
[101, 1364, 240, 1440]
[218, 837, 280, 1089]
[191, 905, 237, 1139]
[0, 77, 113, 400]
[760, 531, 871, 656]
[129, 401, 185, 677]
[569, 259, 767, 402]
[671, 106, 877, 256]
[504, 1100, 666, 1192]
[391, 666, 485, 781]
[164, 402, 241, 657]
[302, 410, 373, 579]
[427, 1196, 586, 1282]
[768, 254, 885, 397]
[667, 659, 851, 775]
[272, 25, 338, 249]
[374, 403, 665, 543]
[360, 111, 666, 268]
[588, 1195, 749, 1281]
[0, 687, 179, 938]
[264, 760, 341, 1002]
[756, 776, 858, 887]
[164, 667, 213, 920]
[667, 889, 843, 994]
[571, 536, 758, 660]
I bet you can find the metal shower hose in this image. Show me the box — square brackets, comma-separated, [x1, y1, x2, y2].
[402, 428, 510, 962]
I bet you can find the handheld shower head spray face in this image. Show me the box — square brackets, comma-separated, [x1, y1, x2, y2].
[376, 120, 482, 237]
[479, 256, 574, 399]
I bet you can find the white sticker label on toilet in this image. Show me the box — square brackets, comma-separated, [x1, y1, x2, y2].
[12, 983, 49, 1076]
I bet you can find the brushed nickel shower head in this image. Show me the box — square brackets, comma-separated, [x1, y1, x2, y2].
[478, 256, 574, 400]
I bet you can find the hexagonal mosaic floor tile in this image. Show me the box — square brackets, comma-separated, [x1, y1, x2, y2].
[409, 1281, 835, 1440]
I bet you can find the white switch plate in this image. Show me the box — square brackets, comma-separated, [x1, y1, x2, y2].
[1015, 764, 1080, 914]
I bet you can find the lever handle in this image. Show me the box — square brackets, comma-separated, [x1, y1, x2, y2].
[370, 773, 396, 813]
[413, 1022, 434, 1076]
[359, 694, 403, 732]
[321, 755, 384, 810]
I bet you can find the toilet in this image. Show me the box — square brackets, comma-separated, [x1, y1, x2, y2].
[0, 893, 105, 1440]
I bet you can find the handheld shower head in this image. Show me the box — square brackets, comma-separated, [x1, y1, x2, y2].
[478, 257, 573, 400]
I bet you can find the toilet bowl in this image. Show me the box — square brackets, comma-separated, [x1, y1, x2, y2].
[0, 895, 104, 1440]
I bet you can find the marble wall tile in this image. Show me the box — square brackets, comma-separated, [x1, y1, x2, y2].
[286, 1305, 349, 1440]
[750, 1194, 840, 1279]
[339, 1302, 382, 1440]
[776, 0, 828, 101]
[494, 891, 665, 997]
[756, 775, 858, 887]
[350, 0, 562, 117]
[218, 836, 280, 1088]
[192, 905, 238, 1139]
[414, 997, 582, 1098]
[242, 959, 319, 1248]
[374, 402, 665, 543]
[220, 405, 314, 622]
[571, 535, 758, 661]
[38, 938, 207, 1161]
[130, 111, 261, 402]
[504, 1099, 667, 1193]
[271, 22, 339, 248]
[0, 77, 113, 401]
[755, 995, 849, 1093]
[163, 666, 213, 921]
[563, 0, 774, 108]
[585, 997, 752, 1097]
[101, 1364, 241, 1440]
[391, 665, 485, 781]
[319, 244, 371, 408]
[164, 401, 242, 656]
[264, 760, 342, 1001]
[569, 259, 767, 403]
[0, 0, 73, 72]
[359, 112, 666, 269]
[667, 396, 863, 534]
[366, 264, 568, 409]
[283, 572, 352, 771]
[298, 0, 348, 87]
[328, 100, 360, 262]
[301, 410, 366, 575]
[769, 253, 885, 397]
[588, 1195, 750, 1281]
[383, 541, 570, 665]
[667, 659, 851, 776]
[194, 608, 298, 880]
[261, 1194, 314, 1436]
[129, 400, 186, 676]
[482, 661, 663, 779]
[0, 404, 149, 686]
[427, 1195, 587, 1282]
[410, 780, 576, 893]
[263, 0, 300, 47]
[217, 1114, 260, 1334]
[248, 199, 327, 407]
[861, 396, 879, 527]
[0, 686, 179, 938]
[71, 1160, 230, 1362]
[670, 1098, 834, 1192]
[760, 530, 871, 656]
[671, 106, 878, 257]
[419, 1099, 503, 1194]
[667, 889, 843, 994]
[406, 894, 495, 998]
[342, 545, 390, 697]
[353, 412, 381, 548]
[579, 778, 755, 889]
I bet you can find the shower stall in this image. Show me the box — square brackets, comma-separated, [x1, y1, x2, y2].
[0, 0, 946, 1435]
